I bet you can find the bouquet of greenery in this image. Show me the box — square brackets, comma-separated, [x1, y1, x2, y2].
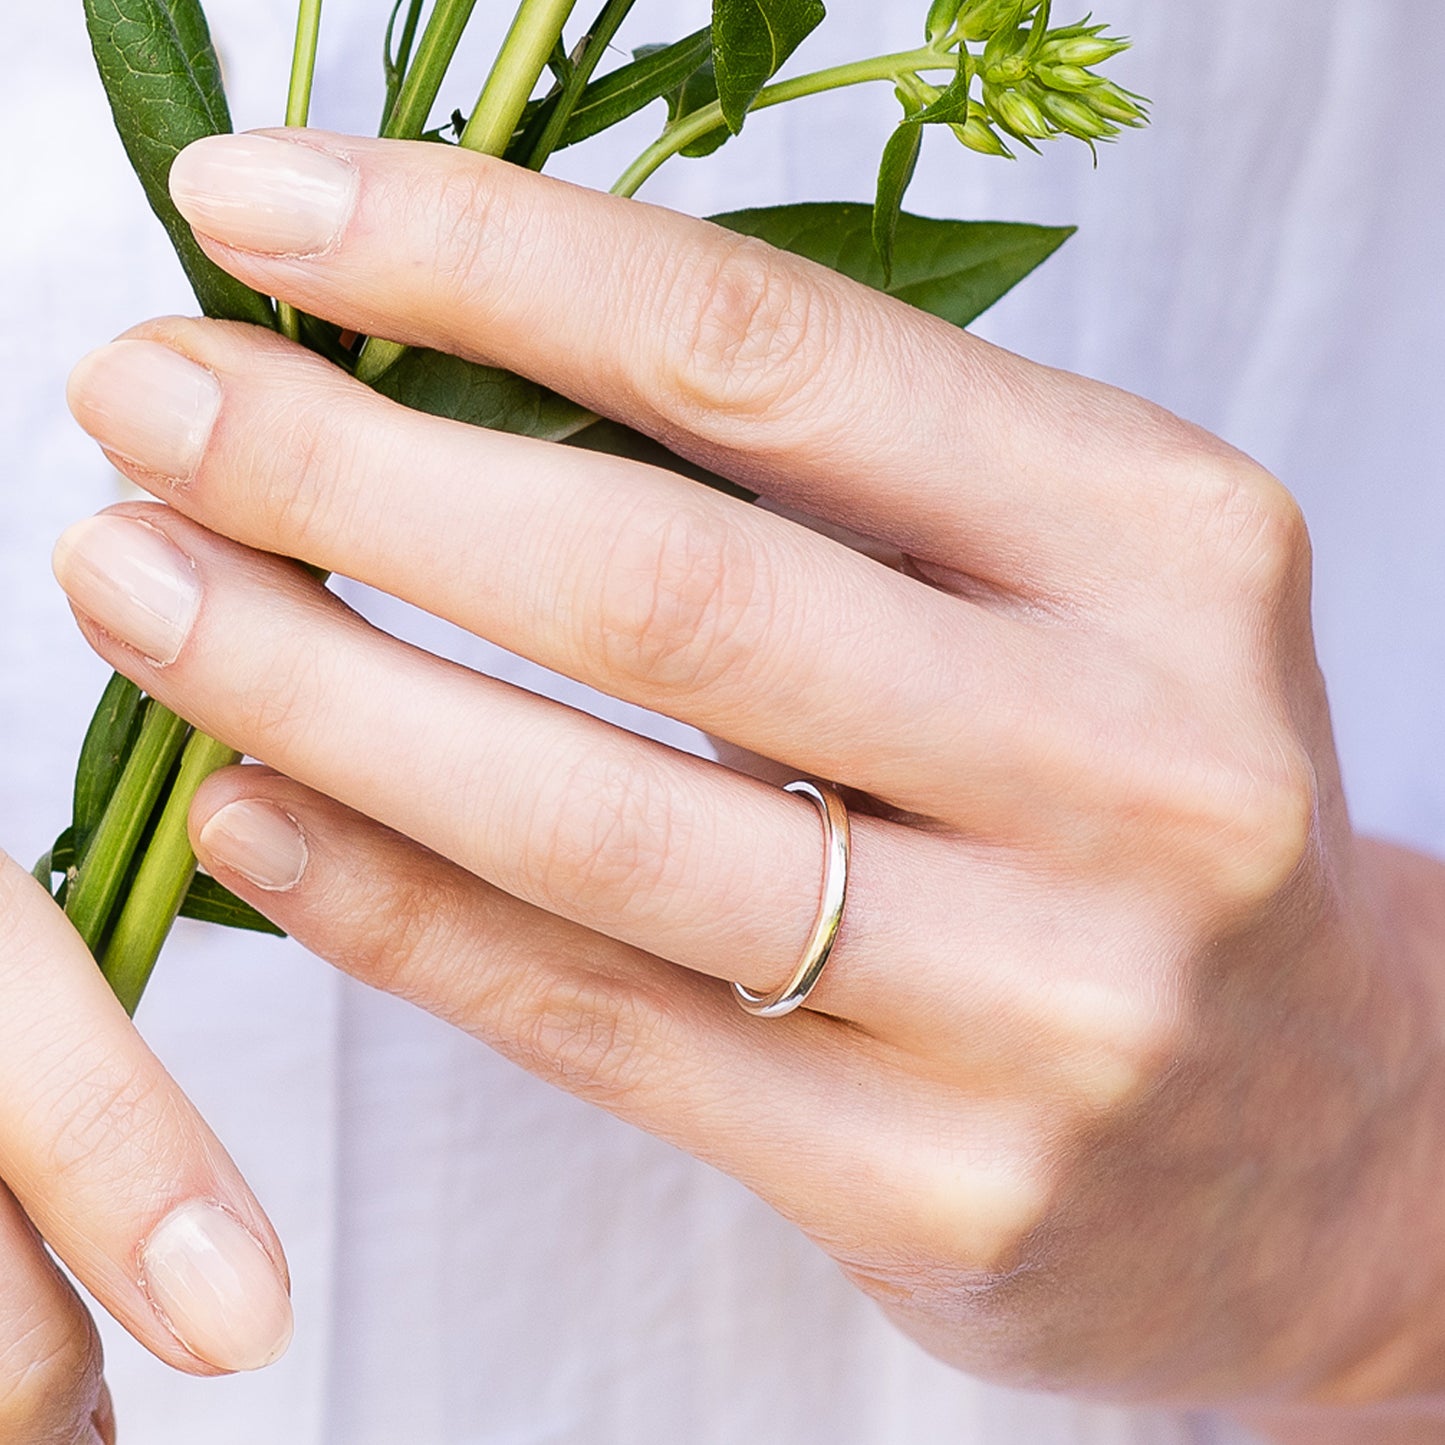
[37, 0, 1145, 1014]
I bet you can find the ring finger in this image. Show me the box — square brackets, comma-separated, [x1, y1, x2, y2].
[54, 503, 919, 1024]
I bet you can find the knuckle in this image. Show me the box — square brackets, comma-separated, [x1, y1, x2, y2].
[420, 161, 519, 332]
[660, 237, 833, 426]
[0, 1298, 101, 1439]
[589, 503, 772, 694]
[235, 627, 331, 752]
[505, 972, 661, 1108]
[1179, 453, 1313, 604]
[330, 858, 462, 1002]
[528, 753, 686, 924]
[32, 1050, 178, 1197]
[258, 391, 366, 557]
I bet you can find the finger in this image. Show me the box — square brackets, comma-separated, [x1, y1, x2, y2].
[167, 130, 1211, 591]
[0, 1182, 106, 1444]
[65, 320, 1041, 815]
[0, 850, 293, 1377]
[52, 503, 906, 1021]
[187, 765, 1049, 1275]
[52, 507, 1178, 1081]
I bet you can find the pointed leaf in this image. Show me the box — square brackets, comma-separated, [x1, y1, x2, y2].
[712, 0, 825, 134]
[914, 51, 973, 126]
[73, 672, 145, 845]
[667, 54, 728, 157]
[179, 874, 287, 936]
[536, 28, 714, 152]
[158, 0, 229, 130]
[371, 348, 594, 441]
[710, 203, 1075, 328]
[873, 122, 923, 282]
[83, 0, 275, 328]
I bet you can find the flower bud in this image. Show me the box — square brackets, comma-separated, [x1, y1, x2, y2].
[1086, 79, 1149, 126]
[1036, 88, 1118, 139]
[951, 115, 1014, 157]
[1033, 61, 1101, 93]
[926, 0, 965, 44]
[985, 83, 1052, 139]
[1037, 33, 1129, 67]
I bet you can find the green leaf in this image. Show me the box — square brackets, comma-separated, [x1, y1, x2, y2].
[873, 122, 923, 283]
[83, 0, 275, 328]
[371, 347, 594, 441]
[666, 54, 728, 158]
[72, 672, 145, 845]
[711, 203, 1074, 329]
[52, 828, 80, 875]
[711, 0, 825, 134]
[914, 50, 973, 126]
[517, 29, 714, 155]
[179, 873, 287, 936]
[158, 0, 228, 129]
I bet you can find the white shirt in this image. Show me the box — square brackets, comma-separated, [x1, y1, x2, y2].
[3, 2, 1439, 1440]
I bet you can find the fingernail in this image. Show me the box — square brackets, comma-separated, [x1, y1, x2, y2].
[68, 341, 220, 481]
[140, 1201, 293, 1373]
[200, 801, 309, 892]
[170, 133, 358, 257]
[52, 515, 201, 666]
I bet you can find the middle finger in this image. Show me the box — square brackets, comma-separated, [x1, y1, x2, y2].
[65, 319, 1046, 822]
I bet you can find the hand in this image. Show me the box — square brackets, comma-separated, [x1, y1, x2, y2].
[0, 849, 293, 1445]
[54, 129, 1445, 1429]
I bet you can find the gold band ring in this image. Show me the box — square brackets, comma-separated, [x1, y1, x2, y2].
[731, 780, 850, 1019]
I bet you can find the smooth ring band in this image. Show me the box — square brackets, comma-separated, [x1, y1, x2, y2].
[731, 780, 851, 1019]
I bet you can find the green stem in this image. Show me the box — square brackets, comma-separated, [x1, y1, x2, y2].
[64, 702, 191, 953]
[279, 0, 326, 343]
[611, 45, 951, 198]
[383, 0, 481, 140]
[382, 0, 428, 131]
[459, 0, 581, 154]
[519, 0, 635, 170]
[357, 0, 580, 385]
[100, 733, 241, 1017]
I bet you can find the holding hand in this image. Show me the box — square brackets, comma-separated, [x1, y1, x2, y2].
[55, 130, 1445, 1427]
[0, 850, 292, 1445]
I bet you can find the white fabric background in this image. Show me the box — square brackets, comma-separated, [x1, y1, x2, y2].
[2, 1, 1440, 1440]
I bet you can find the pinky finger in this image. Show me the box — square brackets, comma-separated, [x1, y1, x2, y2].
[186, 766, 950, 1258]
[0, 1183, 108, 1445]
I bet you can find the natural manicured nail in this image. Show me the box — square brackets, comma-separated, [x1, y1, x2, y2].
[200, 801, 309, 892]
[68, 340, 220, 481]
[52, 515, 201, 666]
[170, 133, 358, 256]
[140, 1201, 293, 1373]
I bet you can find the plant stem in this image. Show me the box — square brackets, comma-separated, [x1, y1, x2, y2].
[65, 702, 191, 953]
[382, 0, 428, 132]
[611, 45, 951, 198]
[519, 0, 635, 170]
[459, 0, 581, 154]
[383, 0, 481, 140]
[357, 0, 580, 385]
[100, 733, 241, 1017]
[279, 0, 326, 343]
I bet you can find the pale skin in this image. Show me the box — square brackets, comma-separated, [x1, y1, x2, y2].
[2, 125, 1442, 1441]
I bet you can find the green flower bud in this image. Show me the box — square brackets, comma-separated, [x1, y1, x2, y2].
[1036, 87, 1118, 139]
[1086, 79, 1149, 126]
[1037, 33, 1129, 68]
[951, 115, 1014, 157]
[926, 0, 965, 44]
[1033, 61, 1103, 93]
[985, 83, 1052, 140]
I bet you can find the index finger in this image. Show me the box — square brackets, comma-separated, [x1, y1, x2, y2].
[167, 130, 1202, 592]
[0, 851, 292, 1377]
